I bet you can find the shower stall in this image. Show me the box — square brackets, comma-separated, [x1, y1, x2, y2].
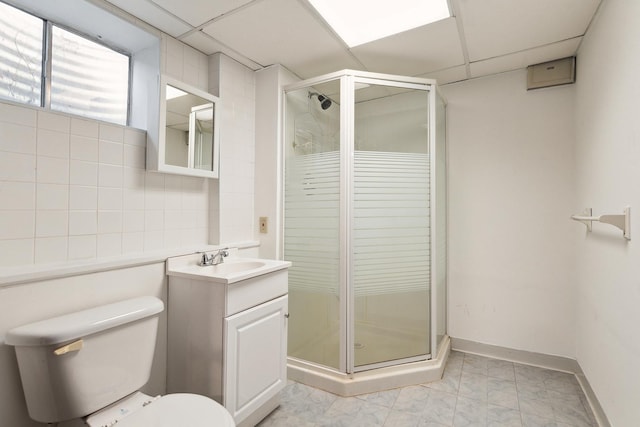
[282, 70, 447, 395]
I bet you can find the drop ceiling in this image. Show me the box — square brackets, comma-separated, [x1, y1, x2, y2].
[105, 0, 601, 84]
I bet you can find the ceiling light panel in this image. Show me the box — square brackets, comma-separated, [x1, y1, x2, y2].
[308, 0, 450, 47]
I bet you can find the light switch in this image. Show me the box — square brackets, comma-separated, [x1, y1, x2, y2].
[259, 217, 268, 233]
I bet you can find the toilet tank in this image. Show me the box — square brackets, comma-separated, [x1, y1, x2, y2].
[5, 296, 164, 423]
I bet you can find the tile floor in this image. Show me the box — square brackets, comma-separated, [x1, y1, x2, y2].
[258, 351, 598, 427]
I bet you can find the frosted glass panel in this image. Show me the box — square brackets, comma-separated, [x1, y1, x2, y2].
[0, 3, 42, 106]
[353, 87, 430, 368]
[51, 26, 129, 125]
[284, 85, 341, 370]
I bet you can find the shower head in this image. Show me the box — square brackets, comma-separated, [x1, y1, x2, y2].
[309, 92, 332, 110]
[318, 94, 332, 110]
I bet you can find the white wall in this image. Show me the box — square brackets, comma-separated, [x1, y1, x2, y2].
[208, 53, 257, 244]
[0, 105, 210, 266]
[0, 263, 168, 427]
[573, 0, 640, 424]
[255, 65, 299, 259]
[0, 5, 220, 425]
[0, 21, 212, 268]
[441, 70, 576, 357]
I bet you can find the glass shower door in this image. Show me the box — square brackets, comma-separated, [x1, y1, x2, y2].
[352, 81, 431, 370]
[284, 82, 342, 370]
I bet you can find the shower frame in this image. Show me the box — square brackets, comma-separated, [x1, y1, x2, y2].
[280, 69, 448, 394]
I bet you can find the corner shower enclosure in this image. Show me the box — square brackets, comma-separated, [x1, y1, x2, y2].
[282, 70, 446, 394]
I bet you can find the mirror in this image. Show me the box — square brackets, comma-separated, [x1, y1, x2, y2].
[157, 75, 220, 178]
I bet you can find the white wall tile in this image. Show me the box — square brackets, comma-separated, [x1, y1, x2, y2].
[0, 211, 34, 239]
[99, 123, 124, 143]
[36, 210, 68, 237]
[164, 209, 182, 230]
[124, 168, 145, 189]
[164, 175, 182, 209]
[37, 129, 70, 159]
[1, 181, 35, 210]
[144, 230, 163, 251]
[98, 164, 123, 188]
[71, 117, 99, 138]
[0, 103, 36, 126]
[97, 233, 122, 257]
[98, 210, 123, 234]
[68, 210, 97, 235]
[183, 46, 201, 88]
[37, 111, 70, 133]
[163, 229, 182, 248]
[124, 128, 146, 147]
[145, 174, 165, 210]
[70, 160, 98, 186]
[123, 187, 145, 210]
[145, 210, 164, 231]
[99, 140, 124, 165]
[70, 135, 99, 161]
[0, 152, 36, 182]
[69, 186, 97, 210]
[36, 156, 69, 184]
[98, 187, 123, 210]
[0, 122, 37, 154]
[0, 238, 34, 266]
[122, 231, 144, 253]
[68, 235, 97, 260]
[36, 183, 68, 210]
[124, 144, 145, 168]
[0, 39, 220, 266]
[123, 210, 145, 232]
[34, 236, 68, 263]
[165, 37, 184, 80]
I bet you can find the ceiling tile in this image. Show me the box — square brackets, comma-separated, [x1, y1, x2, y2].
[104, 0, 191, 37]
[149, 0, 254, 28]
[417, 65, 469, 85]
[350, 18, 465, 77]
[201, 0, 362, 78]
[469, 37, 582, 79]
[457, 0, 600, 61]
[180, 30, 262, 69]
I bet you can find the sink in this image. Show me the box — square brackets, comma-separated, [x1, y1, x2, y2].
[199, 261, 266, 275]
[166, 255, 290, 284]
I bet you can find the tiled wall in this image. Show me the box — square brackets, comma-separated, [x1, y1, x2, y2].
[209, 53, 256, 244]
[0, 103, 209, 267]
[0, 21, 219, 268]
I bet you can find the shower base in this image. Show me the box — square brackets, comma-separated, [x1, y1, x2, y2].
[287, 335, 450, 397]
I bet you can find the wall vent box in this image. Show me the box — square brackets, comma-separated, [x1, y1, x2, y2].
[527, 57, 576, 90]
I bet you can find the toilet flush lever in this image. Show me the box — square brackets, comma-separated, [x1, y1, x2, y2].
[54, 339, 83, 356]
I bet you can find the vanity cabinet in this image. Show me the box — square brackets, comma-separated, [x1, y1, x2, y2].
[166, 256, 290, 427]
[224, 295, 288, 424]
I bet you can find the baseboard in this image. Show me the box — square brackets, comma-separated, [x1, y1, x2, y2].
[574, 363, 612, 427]
[450, 337, 611, 427]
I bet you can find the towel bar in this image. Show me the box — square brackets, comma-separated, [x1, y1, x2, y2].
[571, 207, 630, 240]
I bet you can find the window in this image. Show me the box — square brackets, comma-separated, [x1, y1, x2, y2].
[0, 1, 130, 125]
[0, 2, 43, 106]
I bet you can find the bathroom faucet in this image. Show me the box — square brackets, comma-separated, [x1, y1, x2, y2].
[200, 248, 229, 266]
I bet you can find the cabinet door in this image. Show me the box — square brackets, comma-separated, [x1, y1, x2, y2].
[224, 295, 288, 424]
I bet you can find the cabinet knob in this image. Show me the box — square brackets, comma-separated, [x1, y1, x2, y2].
[284, 313, 290, 318]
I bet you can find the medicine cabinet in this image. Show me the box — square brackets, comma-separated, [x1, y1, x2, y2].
[147, 75, 220, 178]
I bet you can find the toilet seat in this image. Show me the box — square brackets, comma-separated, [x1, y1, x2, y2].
[89, 393, 235, 427]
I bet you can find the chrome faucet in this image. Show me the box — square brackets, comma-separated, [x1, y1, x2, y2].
[199, 248, 229, 266]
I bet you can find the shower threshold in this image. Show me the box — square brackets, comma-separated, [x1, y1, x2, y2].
[287, 335, 450, 397]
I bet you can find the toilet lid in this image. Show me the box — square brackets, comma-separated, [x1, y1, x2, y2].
[114, 394, 235, 427]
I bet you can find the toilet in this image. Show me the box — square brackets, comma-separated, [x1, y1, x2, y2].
[5, 296, 235, 426]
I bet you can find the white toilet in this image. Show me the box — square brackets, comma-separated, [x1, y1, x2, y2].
[6, 296, 235, 426]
